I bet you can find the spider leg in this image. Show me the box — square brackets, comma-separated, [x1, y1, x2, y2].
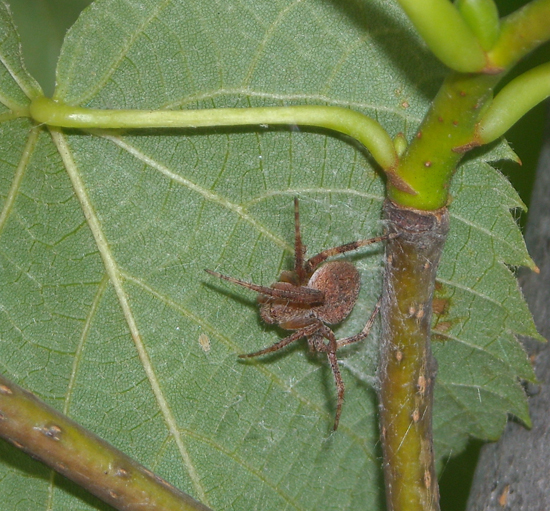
[337, 298, 381, 348]
[310, 325, 345, 430]
[327, 349, 345, 431]
[305, 233, 399, 274]
[238, 321, 321, 359]
[205, 269, 323, 303]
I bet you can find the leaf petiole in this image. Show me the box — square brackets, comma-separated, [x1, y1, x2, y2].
[395, 0, 486, 73]
[477, 62, 550, 145]
[456, 0, 500, 51]
[487, 0, 550, 69]
[30, 96, 399, 175]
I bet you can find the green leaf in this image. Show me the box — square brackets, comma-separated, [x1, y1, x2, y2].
[0, 2, 41, 111]
[0, 1, 538, 510]
[431, 143, 540, 460]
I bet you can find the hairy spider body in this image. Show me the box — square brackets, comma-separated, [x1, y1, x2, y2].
[259, 261, 360, 328]
[206, 199, 392, 429]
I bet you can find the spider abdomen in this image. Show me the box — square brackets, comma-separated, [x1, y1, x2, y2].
[308, 261, 361, 324]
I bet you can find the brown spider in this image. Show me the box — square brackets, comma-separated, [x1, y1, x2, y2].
[206, 199, 394, 430]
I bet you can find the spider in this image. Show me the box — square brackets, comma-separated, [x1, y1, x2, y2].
[206, 199, 394, 429]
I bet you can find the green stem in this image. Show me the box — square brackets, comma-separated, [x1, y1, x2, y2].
[477, 62, 550, 144]
[30, 96, 400, 178]
[390, 0, 550, 210]
[488, 0, 550, 69]
[380, 200, 449, 511]
[389, 72, 500, 210]
[455, 0, 500, 51]
[0, 374, 212, 511]
[378, 4, 550, 509]
[395, 0, 487, 72]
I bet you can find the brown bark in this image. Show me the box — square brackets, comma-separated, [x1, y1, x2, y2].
[379, 199, 450, 511]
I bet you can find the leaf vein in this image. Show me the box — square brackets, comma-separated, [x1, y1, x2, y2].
[102, 133, 292, 251]
[0, 126, 39, 234]
[50, 130, 210, 506]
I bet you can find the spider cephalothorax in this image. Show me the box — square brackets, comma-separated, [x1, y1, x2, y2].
[206, 199, 394, 429]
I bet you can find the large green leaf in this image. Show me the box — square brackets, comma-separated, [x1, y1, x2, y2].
[0, 0, 539, 510]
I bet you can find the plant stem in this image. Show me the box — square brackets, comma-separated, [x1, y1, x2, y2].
[378, 1, 550, 504]
[455, 0, 500, 51]
[395, 0, 486, 72]
[0, 374, 212, 511]
[477, 62, 550, 144]
[388, 71, 500, 210]
[380, 66, 504, 511]
[30, 97, 400, 179]
[380, 200, 449, 511]
[488, 0, 550, 69]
